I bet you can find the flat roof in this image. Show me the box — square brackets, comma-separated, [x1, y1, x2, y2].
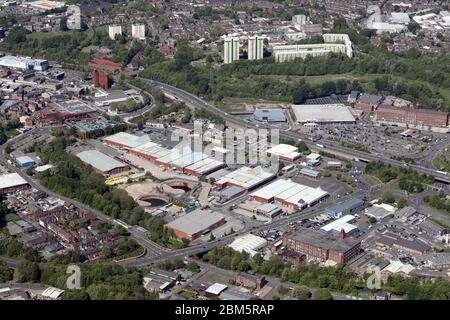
[325, 198, 364, 215]
[53, 100, 95, 114]
[292, 104, 355, 124]
[253, 108, 286, 122]
[0, 173, 28, 190]
[165, 209, 225, 236]
[16, 156, 35, 164]
[251, 179, 328, 206]
[320, 214, 358, 234]
[288, 227, 360, 252]
[217, 166, 276, 190]
[228, 234, 268, 256]
[266, 144, 301, 160]
[104, 132, 150, 149]
[76, 150, 127, 173]
[205, 283, 228, 295]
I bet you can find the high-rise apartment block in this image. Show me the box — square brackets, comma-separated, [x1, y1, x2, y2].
[248, 36, 265, 60]
[108, 25, 122, 40]
[223, 37, 240, 64]
[131, 24, 146, 40]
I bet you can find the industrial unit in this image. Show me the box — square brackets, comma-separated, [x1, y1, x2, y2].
[165, 209, 226, 241]
[266, 144, 301, 162]
[253, 109, 286, 122]
[250, 179, 329, 210]
[228, 234, 268, 257]
[324, 198, 365, 219]
[0, 173, 30, 193]
[215, 166, 276, 191]
[103, 132, 150, 150]
[76, 150, 130, 175]
[0, 55, 49, 71]
[320, 214, 359, 237]
[292, 104, 356, 125]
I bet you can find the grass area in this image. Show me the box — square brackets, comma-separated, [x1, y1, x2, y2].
[167, 239, 187, 250]
[362, 174, 383, 187]
[5, 129, 19, 138]
[27, 31, 75, 40]
[5, 213, 19, 222]
[432, 150, 450, 172]
[114, 246, 146, 261]
[175, 289, 198, 299]
[81, 45, 99, 53]
[215, 96, 285, 112]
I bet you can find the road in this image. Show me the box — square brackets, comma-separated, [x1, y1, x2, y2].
[126, 189, 369, 267]
[0, 256, 18, 269]
[143, 79, 450, 184]
[0, 129, 165, 259]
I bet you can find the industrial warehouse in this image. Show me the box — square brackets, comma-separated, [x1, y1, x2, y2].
[0, 173, 30, 193]
[103, 132, 151, 150]
[292, 104, 356, 125]
[266, 144, 302, 162]
[0, 55, 49, 71]
[165, 209, 226, 241]
[76, 150, 130, 175]
[215, 166, 276, 191]
[250, 179, 329, 210]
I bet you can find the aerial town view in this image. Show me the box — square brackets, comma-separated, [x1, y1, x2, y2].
[0, 0, 449, 311]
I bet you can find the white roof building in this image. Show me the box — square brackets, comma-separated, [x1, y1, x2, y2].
[228, 234, 268, 257]
[205, 283, 228, 296]
[266, 144, 301, 161]
[251, 179, 329, 210]
[103, 132, 150, 149]
[292, 104, 356, 125]
[41, 287, 64, 300]
[320, 214, 358, 235]
[76, 150, 128, 174]
[216, 166, 276, 190]
[0, 173, 28, 191]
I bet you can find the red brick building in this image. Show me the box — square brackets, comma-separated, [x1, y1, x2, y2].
[376, 106, 448, 128]
[92, 70, 110, 90]
[236, 273, 267, 290]
[283, 227, 361, 265]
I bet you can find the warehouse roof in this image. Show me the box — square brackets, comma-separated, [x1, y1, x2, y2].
[266, 144, 301, 160]
[325, 198, 364, 215]
[228, 234, 268, 257]
[16, 156, 35, 165]
[251, 179, 328, 207]
[104, 132, 150, 149]
[165, 209, 225, 237]
[217, 166, 276, 190]
[320, 214, 358, 234]
[299, 168, 320, 178]
[0, 173, 28, 190]
[289, 227, 360, 252]
[205, 283, 228, 295]
[41, 287, 64, 300]
[292, 104, 355, 124]
[53, 100, 95, 115]
[76, 150, 127, 173]
[253, 108, 286, 122]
